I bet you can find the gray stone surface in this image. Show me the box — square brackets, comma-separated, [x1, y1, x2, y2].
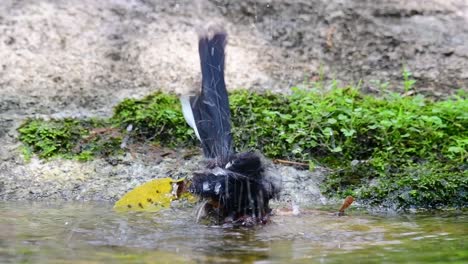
[215, 0, 468, 96]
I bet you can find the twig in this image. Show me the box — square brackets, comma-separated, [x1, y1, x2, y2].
[273, 159, 309, 168]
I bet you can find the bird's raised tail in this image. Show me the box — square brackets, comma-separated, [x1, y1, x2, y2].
[181, 28, 232, 165]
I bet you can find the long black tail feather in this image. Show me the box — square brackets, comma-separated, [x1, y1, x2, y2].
[191, 30, 232, 165]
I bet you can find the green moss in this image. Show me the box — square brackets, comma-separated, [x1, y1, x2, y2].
[327, 161, 467, 209]
[18, 118, 122, 160]
[18, 118, 87, 159]
[112, 92, 196, 147]
[17, 87, 467, 209]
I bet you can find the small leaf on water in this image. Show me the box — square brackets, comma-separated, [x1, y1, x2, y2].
[114, 177, 194, 212]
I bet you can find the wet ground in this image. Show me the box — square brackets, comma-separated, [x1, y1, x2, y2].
[1, 202, 466, 263]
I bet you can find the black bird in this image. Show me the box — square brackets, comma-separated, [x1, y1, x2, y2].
[180, 28, 280, 226]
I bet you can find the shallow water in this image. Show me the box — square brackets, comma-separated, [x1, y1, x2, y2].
[0, 202, 466, 263]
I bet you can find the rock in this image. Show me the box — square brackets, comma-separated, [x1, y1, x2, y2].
[276, 165, 328, 206]
[215, 0, 468, 95]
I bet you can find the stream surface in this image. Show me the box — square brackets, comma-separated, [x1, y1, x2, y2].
[0, 202, 466, 263]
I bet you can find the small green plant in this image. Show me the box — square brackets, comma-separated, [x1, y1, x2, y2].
[370, 80, 390, 93]
[402, 67, 416, 92]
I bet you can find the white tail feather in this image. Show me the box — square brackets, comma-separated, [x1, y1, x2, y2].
[180, 95, 201, 141]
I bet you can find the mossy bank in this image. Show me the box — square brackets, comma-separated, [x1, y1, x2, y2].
[18, 87, 468, 209]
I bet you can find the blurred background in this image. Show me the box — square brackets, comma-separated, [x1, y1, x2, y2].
[1, 0, 467, 121]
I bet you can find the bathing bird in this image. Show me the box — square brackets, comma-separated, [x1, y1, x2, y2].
[180, 27, 280, 226]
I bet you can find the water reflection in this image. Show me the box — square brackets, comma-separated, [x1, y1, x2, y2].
[0, 202, 466, 263]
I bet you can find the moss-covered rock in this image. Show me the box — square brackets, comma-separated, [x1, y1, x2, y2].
[17, 87, 468, 209]
[112, 92, 196, 147]
[18, 118, 122, 161]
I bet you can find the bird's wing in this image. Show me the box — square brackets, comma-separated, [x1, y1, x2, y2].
[182, 29, 233, 164]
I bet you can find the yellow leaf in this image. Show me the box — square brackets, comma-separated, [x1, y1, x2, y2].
[114, 177, 189, 212]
